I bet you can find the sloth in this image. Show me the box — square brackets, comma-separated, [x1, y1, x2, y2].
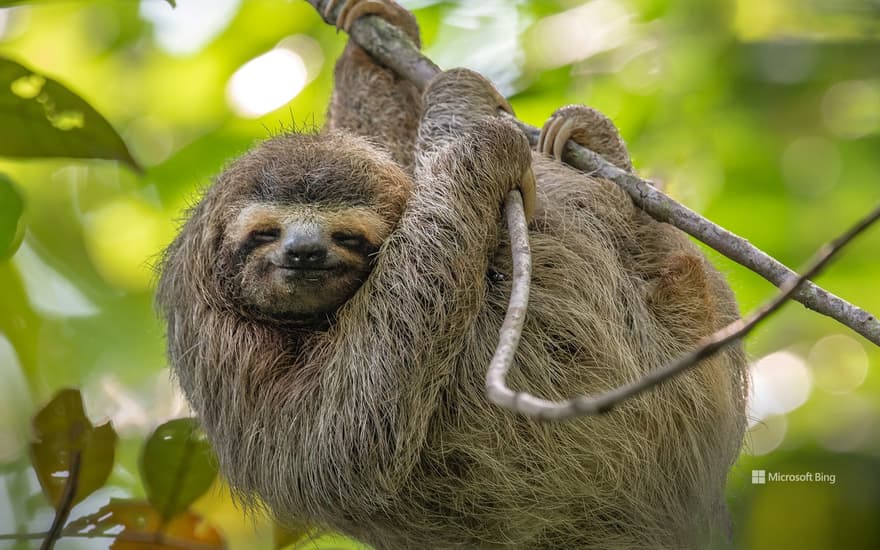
[156, 1, 748, 548]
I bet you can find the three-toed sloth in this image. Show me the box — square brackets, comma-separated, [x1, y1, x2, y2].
[157, 1, 748, 548]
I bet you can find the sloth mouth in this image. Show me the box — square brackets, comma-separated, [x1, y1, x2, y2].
[276, 265, 334, 272]
[272, 263, 348, 281]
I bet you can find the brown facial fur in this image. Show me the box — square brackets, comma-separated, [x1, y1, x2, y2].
[157, 10, 747, 549]
[225, 203, 392, 323]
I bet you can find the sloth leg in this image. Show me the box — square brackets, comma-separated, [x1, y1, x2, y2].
[537, 105, 633, 173]
[325, 0, 421, 172]
[417, 68, 536, 220]
[418, 68, 515, 149]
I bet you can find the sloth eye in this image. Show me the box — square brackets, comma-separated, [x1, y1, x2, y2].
[332, 231, 365, 249]
[249, 228, 280, 244]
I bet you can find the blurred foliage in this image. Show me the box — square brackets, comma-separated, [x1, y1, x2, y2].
[0, 0, 878, 549]
[0, 173, 24, 259]
[69, 499, 224, 549]
[23, 389, 225, 548]
[0, 57, 139, 169]
[140, 418, 216, 522]
[31, 389, 117, 510]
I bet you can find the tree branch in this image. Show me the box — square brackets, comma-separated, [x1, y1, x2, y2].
[40, 451, 81, 550]
[489, 202, 880, 420]
[486, 191, 532, 411]
[305, 0, 880, 347]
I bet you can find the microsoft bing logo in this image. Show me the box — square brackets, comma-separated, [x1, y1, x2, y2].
[750, 469, 835, 485]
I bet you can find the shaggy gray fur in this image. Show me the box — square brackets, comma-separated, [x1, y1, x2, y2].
[157, 7, 747, 548]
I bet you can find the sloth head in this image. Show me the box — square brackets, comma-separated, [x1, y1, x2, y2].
[162, 132, 412, 327]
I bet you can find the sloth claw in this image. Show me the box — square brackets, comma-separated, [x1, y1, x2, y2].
[323, 0, 340, 23]
[537, 115, 569, 161]
[552, 118, 576, 161]
[537, 105, 633, 172]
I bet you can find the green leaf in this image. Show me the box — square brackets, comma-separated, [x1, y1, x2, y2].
[0, 173, 25, 261]
[140, 418, 218, 520]
[30, 388, 118, 509]
[0, 56, 140, 170]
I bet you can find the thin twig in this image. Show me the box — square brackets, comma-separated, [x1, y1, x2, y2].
[487, 203, 880, 420]
[40, 450, 81, 550]
[304, 0, 880, 346]
[486, 192, 532, 409]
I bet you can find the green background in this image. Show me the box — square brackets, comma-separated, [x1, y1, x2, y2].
[0, 0, 878, 548]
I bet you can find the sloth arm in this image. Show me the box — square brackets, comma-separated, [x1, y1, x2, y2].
[325, 2, 422, 173]
[318, 69, 531, 480]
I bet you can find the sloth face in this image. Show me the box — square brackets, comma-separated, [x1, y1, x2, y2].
[225, 202, 392, 325]
[196, 132, 411, 326]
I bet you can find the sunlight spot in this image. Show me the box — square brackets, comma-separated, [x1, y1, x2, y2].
[616, 47, 662, 95]
[753, 42, 815, 84]
[0, 10, 10, 38]
[526, 0, 632, 70]
[822, 80, 880, 139]
[139, 0, 240, 55]
[665, 155, 724, 213]
[815, 396, 875, 453]
[733, 0, 786, 41]
[96, 375, 148, 433]
[780, 136, 839, 198]
[429, 0, 527, 95]
[10, 76, 85, 131]
[276, 34, 324, 83]
[748, 351, 812, 425]
[0, 431, 21, 465]
[10, 73, 45, 99]
[808, 334, 869, 394]
[0, 7, 28, 41]
[124, 116, 174, 167]
[83, 197, 175, 293]
[86, 369, 190, 436]
[745, 414, 787, 456]
[227, 48, 308, 118]
[0, 334, 31, 464]
[48, 109, 84, 131]
[13, 242, 99, 318]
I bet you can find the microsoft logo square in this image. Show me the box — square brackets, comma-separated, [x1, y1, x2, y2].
[752, 470, 766, 484]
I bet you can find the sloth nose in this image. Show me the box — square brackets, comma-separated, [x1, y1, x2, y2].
[282, 230, 328, 268]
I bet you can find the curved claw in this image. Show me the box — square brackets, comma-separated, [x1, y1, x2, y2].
[552, 118, 576, 162]
[539, 105, 633, 171]
[323, 0, 340, 27]
[536, 118, 545, 153]
[538, 115, 564, 158]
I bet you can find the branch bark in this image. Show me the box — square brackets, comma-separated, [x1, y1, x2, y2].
[305, 0, 880, 347]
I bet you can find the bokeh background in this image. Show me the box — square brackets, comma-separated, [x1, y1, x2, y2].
[1, 0, 879, 548]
